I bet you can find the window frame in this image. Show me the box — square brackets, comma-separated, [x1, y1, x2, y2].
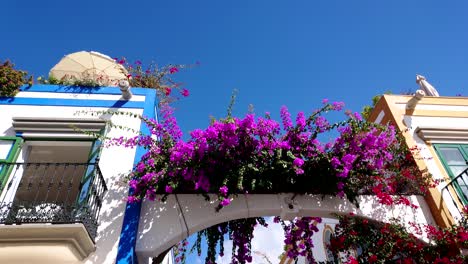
[0, 136, 23, 192]
[434, 143, 468, 204]
[323, 225, 338, 263]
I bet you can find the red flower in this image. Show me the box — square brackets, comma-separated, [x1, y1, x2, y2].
[165, 88, 172, 96]
[402, 258, 413, 264]
[181, 89, 190, 97]
[369, 255, 378, 263]
[458, 230, 468, 242]
[169, 67, 178, 74]
[346, 256, 358, 264]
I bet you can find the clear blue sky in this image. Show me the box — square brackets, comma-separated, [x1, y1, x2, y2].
[3, 0, 467, 135]
[3, 1, 468, 262]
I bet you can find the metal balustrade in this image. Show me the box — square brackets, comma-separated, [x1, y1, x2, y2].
[0, 162, 107, 241]
[442, 168, 468, 217]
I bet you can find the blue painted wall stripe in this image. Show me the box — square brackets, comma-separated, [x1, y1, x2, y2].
[116, 88, 157, 264]
[20, 84, 151, 96]
[0, 97, 145, 109]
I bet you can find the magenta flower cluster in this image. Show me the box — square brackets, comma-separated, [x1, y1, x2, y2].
[282, 216, 323, 263]
[115, 100, 429, 210]
[111, 99, 433, 264]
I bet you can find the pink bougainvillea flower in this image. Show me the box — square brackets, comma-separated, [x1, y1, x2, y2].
[169, 67, 179, 74]
[165, 185, 173, 193]
[181, 88, 190, 97]
[219, 186, 228, 196]
[220, 198, 231, 206]
[331, 101, 345, 111]
[165, 88, 172, 96]
[293, 157, 304, 167]
[135, 60, 142, 65]
[127, 196, 139, 203]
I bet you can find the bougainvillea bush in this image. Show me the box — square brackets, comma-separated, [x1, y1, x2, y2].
[115, 100, 432, 208]
[0, 60, 30, 97]
[116, 58, 191, 104]
[328, 211, 468, 264]
[104, 96, 442, 263]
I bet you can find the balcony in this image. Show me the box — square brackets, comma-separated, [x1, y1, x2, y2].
[442, 168, 468, 217]
[0, 162, 107, 262]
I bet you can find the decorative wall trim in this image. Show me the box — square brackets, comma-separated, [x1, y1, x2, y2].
[415, 126, 468, 142]
[12, 117, 107, 139]
[0, 97, 145, 109]
[116, 88, 156, 264]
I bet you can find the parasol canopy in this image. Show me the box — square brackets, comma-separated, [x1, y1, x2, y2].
[49, 51, 128, 86]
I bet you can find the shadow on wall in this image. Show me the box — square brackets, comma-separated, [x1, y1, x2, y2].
[135, 193, 437, 262]
[83, 174, 128, 264]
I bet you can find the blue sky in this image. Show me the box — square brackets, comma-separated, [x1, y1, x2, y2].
[3, 0, 468, 135]
[3, 1, 468, 262]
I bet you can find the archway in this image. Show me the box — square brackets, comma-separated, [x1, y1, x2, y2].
[135, 193, 435, 262]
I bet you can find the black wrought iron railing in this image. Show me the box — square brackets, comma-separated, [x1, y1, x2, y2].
[442, 168, 468, 216]
[0, 162, 107, 241]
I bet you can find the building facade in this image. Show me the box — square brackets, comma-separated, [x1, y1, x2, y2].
[1, 78, 465, 264]
[282, 90, 468, 264]
[0, 84, 156, 263]
[369, 93, 468, 228]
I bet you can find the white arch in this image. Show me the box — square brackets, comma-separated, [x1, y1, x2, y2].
[135, 194, 435, 262]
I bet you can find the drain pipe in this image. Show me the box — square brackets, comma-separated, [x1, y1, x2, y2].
[406, 89, 425, 110]
[118, 79, 132, 100]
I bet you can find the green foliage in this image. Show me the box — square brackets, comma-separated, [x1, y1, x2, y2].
[361, 91, 392, 120]
[37, 74, 102, 87]
[0, 60, 30, 97]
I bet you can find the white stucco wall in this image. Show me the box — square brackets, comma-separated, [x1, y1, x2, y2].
[136, 194, 435, 263]
[0, 90, 146, 264]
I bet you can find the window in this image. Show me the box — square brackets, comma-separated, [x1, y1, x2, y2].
[12, 141, 94, 210]
[434, 144, 468, 204]
[0, 137, 22, 192]
[0, 140, 101, 221]
[0, 117, 107, 239]
[323, 226, 338, 263]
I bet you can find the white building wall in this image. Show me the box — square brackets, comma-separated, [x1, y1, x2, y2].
[0, 89, 147, 264]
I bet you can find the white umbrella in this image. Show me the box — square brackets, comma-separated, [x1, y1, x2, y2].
[49, 51, 128, 86]
[416, 75, 440, 97]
